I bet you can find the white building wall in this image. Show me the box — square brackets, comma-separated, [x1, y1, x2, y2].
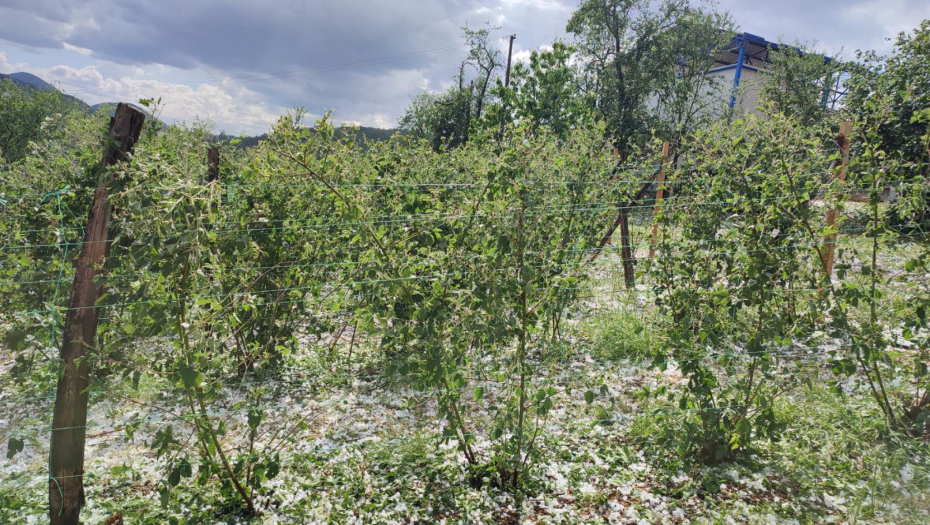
[704, 67, 766, 116]
[646, 65, 770, 129]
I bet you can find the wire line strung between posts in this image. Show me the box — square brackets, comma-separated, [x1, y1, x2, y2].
[10, 238, 925, 304]
[5, 246, 921, 327]
[3, 271, 912, 408]
[3, 164, 857, 200]
[3, 236, 890, 318]
[0, 183, 893, 230]
[9, 218, 923, 285]
[0, 187, 893, 253]
[10, 226, 922, 287]
[3, 162, 661, 199]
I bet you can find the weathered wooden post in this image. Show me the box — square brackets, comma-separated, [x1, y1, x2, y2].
[207, 146, 220, 183]
[49, 103, 144, 525]
[612, 147, 636, 288]
[649, 141, 671, 259]
[823, 121, 852, 277]
[204, 145, 221, 339]
[618, 206, 635, 288]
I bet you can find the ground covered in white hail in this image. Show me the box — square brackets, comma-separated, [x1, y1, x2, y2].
[2, 331, 929, 524]
[2, 248, 929, 524]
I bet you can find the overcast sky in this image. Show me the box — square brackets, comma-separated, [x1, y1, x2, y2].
[1, 0, 927, 135]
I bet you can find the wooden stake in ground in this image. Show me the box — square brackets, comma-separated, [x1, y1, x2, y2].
[823, 121, 852, 277]
[207, 146, 220, 183]
[618, 206, 635, 288]
[649, 141, 670, 259]
[49, 103, 144, 525]
[590, 148, 655, 266]
[613, 147, 636, 288]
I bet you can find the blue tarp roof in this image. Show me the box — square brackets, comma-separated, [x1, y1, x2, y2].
[716, 32, 831, 67]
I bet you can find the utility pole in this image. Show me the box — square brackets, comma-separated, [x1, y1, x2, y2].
[505, 34, 516, 88]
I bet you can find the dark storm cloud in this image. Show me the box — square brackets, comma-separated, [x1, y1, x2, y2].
[1, 0, 926, 132]
[3, 1, 481, 73]
[0, 0, 576, 128]
[0, 7, 73, 49]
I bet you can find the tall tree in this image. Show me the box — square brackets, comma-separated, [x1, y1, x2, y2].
[464, 24, 504, 122]
[846, 20, 930, 230]
[566, 0, 689, 152]
[399, 24, 504, 150]
[846, 20, 930, 166]
[481, 41, 596, 138]
[398, 88, 472, 150]
[652, 6, 735, 145]
[759, 40, 841, 125]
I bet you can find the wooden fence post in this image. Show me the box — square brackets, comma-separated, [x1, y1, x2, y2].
[204, 146, 221, 340]
[49, 103, 144, 525]
[612, 147, 636, 288]
[823, 121, 852, 278]
[618, 206, 635, 288]
[207, 146, 220, 183]
[649, 141, 671, 259]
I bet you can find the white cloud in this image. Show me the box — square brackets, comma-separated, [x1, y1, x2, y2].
[843, 0, 930, 51]
[62, 42, 92, 55]
[512, 49, 533, 64]
[0, 52, 282, 134]
[0, 52, 21, 74]
[502, 0, 571, 12]
[512, 44, 553, 65]
[348, 113, 394, 128]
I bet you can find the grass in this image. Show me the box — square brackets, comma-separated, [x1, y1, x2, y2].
[581, 306, 657, 362]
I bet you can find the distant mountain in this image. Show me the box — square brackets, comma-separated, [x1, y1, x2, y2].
[1, 72, 164, 119]
[10, 72, 53, 90]
[3, 72, 399, 142]
[1, 72, 90, 110]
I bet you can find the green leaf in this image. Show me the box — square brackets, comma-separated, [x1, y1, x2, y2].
[267, 453, 281, 479]
[178, 365, 200, 389]
[168, 467, 181, 487]
[248, 409, 263, 431]
[584, 390, 595, 404]
[6, 437, 24, 459]
[736, 418, 752, 437]
[4, 330, 27, 352]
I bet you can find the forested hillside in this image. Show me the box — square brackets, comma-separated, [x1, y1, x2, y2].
[214, 125, 400, 149]
[0, 74, 398, 152]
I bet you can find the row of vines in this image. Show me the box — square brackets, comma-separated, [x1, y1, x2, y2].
[1, 94, 928, 521]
